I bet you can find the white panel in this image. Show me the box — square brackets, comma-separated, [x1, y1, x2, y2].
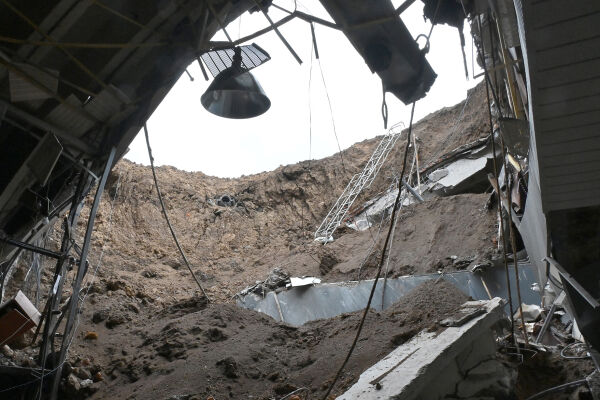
[45, 94, 95, 137]
[9, 63, 59, 102]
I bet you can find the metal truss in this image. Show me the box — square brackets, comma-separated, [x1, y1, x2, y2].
[314, 122, 405, 242]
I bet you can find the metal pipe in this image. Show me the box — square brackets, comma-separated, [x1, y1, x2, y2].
[0, 236, 63, 260]
[476, 14, 517, 347]
[251, 0, 303, 65]
[50, 147, 116, 400]
[402, 178, 424, 202]
[494, 16, 523, 119]
[310, 22, 319, 59]
[206, 0, 233, 42]
[535, 303, 556, 343]
[396, 0, 417, 14]
[500, 139, 529, 346]
[208, 13, 296, 50]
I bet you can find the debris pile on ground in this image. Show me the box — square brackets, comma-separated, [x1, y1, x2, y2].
[65, 280, 468, 400]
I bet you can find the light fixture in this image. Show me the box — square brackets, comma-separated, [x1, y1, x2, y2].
[201, 47, 271, 119]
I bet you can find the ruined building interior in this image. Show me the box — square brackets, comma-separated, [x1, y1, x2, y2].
[1, 0, 600, 399]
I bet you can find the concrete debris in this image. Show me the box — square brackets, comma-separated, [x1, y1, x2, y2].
[1, 345, 14, 359]
[428, 168, 449, 182]
[346, 141, 495, 233]
[427, 156, 490, 195]
[339, 298, 511, 399]
[515, 303, 542, 322]
[239, 267, 290, 296]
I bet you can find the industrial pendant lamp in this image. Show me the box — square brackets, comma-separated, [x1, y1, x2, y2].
[201, 47, 271, 119]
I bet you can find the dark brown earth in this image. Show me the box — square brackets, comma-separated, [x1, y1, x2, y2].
[74, 280, 468, 400]
[515, 349, 596, 400]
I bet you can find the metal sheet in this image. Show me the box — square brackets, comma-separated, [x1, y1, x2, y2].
[9, 63, 58, 102]
[238, 264, 540, 326]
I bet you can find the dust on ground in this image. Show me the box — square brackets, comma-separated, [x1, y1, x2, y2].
[73, 280, 468, 400]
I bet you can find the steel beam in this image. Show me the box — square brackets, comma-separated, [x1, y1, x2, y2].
[49, 147, 115, 399]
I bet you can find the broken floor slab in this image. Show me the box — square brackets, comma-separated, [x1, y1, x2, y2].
[339, 298, 514, 400]
[237, 263, 540, 326]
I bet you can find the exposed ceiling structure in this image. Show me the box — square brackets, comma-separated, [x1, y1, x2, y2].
[1, 0, 600, 398]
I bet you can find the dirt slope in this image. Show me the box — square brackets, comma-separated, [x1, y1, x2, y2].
[81, 82, 491, 305]
[77, 280, 467, 400]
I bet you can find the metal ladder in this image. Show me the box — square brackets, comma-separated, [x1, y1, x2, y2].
[314, 122, 405, 242]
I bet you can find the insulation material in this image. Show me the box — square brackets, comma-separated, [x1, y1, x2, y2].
[84, 86, 130, 121]
[9, 63, 58, 102]
[45, 94, 95, 137]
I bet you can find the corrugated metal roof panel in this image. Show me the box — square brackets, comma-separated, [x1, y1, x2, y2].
[45, 94, 95, 137]
[9, 63, 59, 102]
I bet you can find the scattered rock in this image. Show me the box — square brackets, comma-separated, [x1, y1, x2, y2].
[273, 383, 298, 395]
[319, 251, 340, 275]
[84, 331, 99, 340]
[216, 357, 239, 379]
[92, 309, 109, 324]
[106, 314, 127, 329]
[1, 345, 14, 359]
[205, 328, 227, 342]
[65, 373, 81, 394]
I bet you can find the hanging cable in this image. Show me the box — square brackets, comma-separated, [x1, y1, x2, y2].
[500, 140, 529, 346]
[321, 101, 416, 400]
[307, 25, 315, 167]
[475, 13, 517, 346]
[317, 55, 347, 175]
[144, 124, 210, 301]
[525, 379, 589, 400]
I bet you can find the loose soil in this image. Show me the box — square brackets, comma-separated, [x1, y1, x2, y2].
[76, 280, 468, 400]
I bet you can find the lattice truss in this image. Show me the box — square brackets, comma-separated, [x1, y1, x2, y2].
[314, 122, 405, 242]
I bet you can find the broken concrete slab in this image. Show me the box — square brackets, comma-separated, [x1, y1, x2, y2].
[338, 298, 512, 399]
[428, 154, 493, 196]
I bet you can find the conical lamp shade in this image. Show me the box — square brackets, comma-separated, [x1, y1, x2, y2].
[201, 67, 271, 119]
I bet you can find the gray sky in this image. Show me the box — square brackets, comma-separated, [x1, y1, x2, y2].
[125, 0, 482, 177]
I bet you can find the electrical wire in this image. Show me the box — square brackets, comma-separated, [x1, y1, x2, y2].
[307, 24, 314, 167]
[560, 342, 590, 360]
[0, 165, 122, 397]
[316, 54, 347, 176]
[524, 379, 589, 400]
[321, 101, 416, 400]
[280, 387, 309, 400]
[143, 124, 210, 301]
[475, 13, 517, 346]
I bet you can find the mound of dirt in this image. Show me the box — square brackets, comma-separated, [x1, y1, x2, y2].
[73, 280, 468, 400]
